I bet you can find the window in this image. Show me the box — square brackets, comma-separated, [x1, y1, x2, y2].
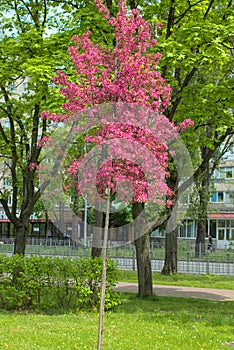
[220, 167, 233, 179]
[218, 228, 224, 240]
[187, 220, 194, 238]
[226, 192, 234, 204]
[3, 177, 10, 187]
[179, 220, 196, 238]
[210, 220, 217, 237]
[7, 196, 12, 205]
[180, 224, 186, 238]
[226, 144, 234, 156]
[218, 220, 225, 228]
[210, 191, 224, 202]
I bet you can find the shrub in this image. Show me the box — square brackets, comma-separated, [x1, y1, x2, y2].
[0, 255, 120, 311]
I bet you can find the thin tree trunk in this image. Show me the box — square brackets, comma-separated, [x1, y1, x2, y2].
[14, 221, 29, 255]
[98, 190, 110, 350]
[195, 145, 211, 257]
[195, 217, 206, 257]
[132, 202, 152, 298]
[92, 201, 103, 258]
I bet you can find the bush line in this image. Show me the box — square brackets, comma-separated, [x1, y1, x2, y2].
[0, 255, 120, 312]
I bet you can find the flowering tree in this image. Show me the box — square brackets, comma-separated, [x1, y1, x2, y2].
[43, 0, 193, 301]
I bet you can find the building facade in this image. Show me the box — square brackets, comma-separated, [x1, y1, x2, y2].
[152, 143, 234, 249]
[207, 144, 234, 249]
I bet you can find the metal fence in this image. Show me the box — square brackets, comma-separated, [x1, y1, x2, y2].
[0, 238, 233, 276]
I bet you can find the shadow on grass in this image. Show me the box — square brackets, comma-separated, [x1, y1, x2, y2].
[113, 292, 234, 317]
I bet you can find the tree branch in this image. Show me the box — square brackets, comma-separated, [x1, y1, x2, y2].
[174, 0, 204, 25]
[42, 0, 47, 28]
[21, 0, 35, 23]
[51, 0, 80, 10]
[203, 0, 215, 19]
[178, 127, 234, 195]
[0, 84, 19, 216]
[0, 122, 10, 144]
[0, 194, 18, 225]
[168, 67, 197, 120]
[166, 0, 175, 39]
[14, 1, 26, 32]
[223, 0, 233, 20]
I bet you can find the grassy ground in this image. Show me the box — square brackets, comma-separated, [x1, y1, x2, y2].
[0, 294, 233, 349]
[117, 270, 234, 290]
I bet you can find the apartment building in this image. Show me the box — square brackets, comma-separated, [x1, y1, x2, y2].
[177, 144, 234, 249]
[207, 144, 234, 249]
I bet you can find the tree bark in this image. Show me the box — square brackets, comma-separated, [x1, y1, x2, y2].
[161, 202, 178, 275]
[135, 232, 153, 297]
[195, 176, 208, 257]
[132, 202, 152, 298]
[195, 144, 211, 257]
[195, 217, 206, 257]
[161, 227, 178, 275]
[14, 221, 29, 255]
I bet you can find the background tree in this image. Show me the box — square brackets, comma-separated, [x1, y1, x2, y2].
[138, 0, 234, 273]
[0, 0, 74, 254]
[0, 0, 117, 255]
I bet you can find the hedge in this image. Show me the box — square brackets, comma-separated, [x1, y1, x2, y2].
[0, 255, 120, 311]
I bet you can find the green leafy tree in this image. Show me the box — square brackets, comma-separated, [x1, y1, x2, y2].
[0, 0, 76, 254]
[136, 0, 234, 273]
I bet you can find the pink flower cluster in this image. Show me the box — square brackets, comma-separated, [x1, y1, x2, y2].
[96, 158, 148, 202]
[42, 0, 193, 207]
[68, 122, 175, 204]
[29, 162, 40, 171]
[179, 119, 194, 132]
[37, 135, 49, 148]
[43, 0, 172, 121]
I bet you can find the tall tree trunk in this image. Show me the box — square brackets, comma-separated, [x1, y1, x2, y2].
[135, 232, 153, 297]
[132, 202, 152, 298]
[195, 215, 206, 257]
[161, 202, 178, 275]
[195, 145, 211, 257]
[161, 227, 178, 275]
[195, 177, 208, 257]
[14, 221, 29, 255]
[195, 184, 209, 257]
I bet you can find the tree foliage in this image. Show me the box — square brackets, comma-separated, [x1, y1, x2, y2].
[0, 0, 80, 254]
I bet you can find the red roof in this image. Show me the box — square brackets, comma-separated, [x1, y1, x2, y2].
[209, 213, 234, 219]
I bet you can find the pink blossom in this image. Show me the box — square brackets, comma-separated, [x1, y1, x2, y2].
[180, 119, 194, 132]
[43, 0, 193, 209]
[38, 135, 49, 147]
[29, 162, 39, 171]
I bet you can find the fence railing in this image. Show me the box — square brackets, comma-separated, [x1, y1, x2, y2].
[0, 238, 233, 276]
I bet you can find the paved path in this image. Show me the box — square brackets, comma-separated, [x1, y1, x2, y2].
[113, 282, 234, 301]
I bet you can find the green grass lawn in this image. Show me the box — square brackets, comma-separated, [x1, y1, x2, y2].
[0, 294, 233, 349]
[117, 270, 234, 290]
